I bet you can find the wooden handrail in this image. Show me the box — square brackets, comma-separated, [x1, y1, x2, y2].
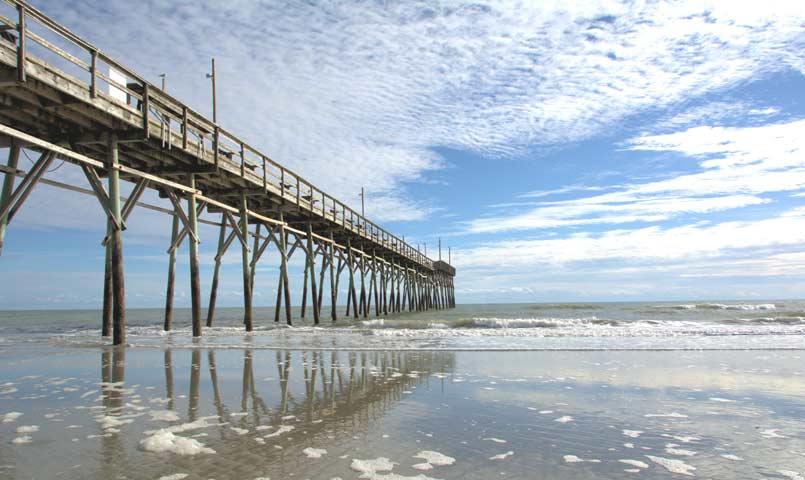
[2, 0, 435, 269]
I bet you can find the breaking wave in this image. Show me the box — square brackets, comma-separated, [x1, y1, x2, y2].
[664, 303, 777, 311]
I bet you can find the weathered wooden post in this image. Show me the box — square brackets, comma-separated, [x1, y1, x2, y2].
[187, 173, 201, 337]
[279, 212, 292, 324]
[300, 235, 310, 319]
[347, 238, 358, 319]
[381, 261, 388, 316]
[107, 134, 126, 345]
[240, 191, 253, 331]
[206, 216, 226, 327]
[307, 223, 320, 324]
[16, 4, 26, 83]
[249, 223, 260, 304]
[0, 144, 20, 255]
[164, 212, 179, 331]
[360, 255, 367, 318]
[371, 251, 379, 316]
[316, 241, 327, 316]
[329, 234, 337, 322]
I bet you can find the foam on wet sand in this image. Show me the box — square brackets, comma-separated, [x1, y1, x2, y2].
[140, 429, 216, 455]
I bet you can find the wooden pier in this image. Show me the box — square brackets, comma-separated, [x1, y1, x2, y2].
[0, 1, 456, 344]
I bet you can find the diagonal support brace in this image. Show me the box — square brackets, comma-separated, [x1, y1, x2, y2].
[0, 151, 55, 224]
[81, 164, 125, 231]
[224, 210, 250, 251]
[166, 190, 200, 245]
[102, 178, 149, 246]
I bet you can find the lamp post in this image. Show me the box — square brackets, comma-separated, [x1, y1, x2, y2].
[159, 73, 166, 91]
[206, 58, 217, 123]
[359, 187, 365, 217]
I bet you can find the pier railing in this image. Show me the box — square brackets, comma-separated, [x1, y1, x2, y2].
[0, 0, 433, 269]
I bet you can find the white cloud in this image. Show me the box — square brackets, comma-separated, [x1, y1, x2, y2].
[465, 119, 805, 233]
[24, 0, 805, 225]
[455, 208, 805, 269]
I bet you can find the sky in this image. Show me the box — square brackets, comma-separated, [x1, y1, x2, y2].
[2, 0, 805, 309]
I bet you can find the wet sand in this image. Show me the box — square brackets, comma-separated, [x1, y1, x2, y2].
[1, 345, 804, 479]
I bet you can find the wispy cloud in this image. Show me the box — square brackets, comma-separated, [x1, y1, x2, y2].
[652, 102, 781, 131]
[464, 119, 805, 233]
[455, 207, 805, 269]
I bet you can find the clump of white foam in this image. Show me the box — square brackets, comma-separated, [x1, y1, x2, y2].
[157, 474, 189, 480]
[2, 412, 22, 423]
[149, 410, 180, 422]
[619, 459, 649, 468]
[303, 447, 327, 458]
[230, 427, 249, 435]
[350, 457, 396, 475]
[761, 429, 787, 438]
[666, 435, 700, 443]
[645, 412, 687, 418]
[413, 450, 455, 466]
[564, 455, 601, 463]
[623, 430, 642, 438]
[16, 425, 39, 433]
[554, 416, 574, 423]
[140, 429, 215, 455]
[483, 437, 507, 443]
[721, 454, 743, 461]
[96, 415, 134, 431]
[12, 436, 32, 444]
[144, 416, 222, 435]
[490, 451, 514, 460]
[646, 455, 696, 476]
[778, 471, 804, 480]
[708, 397, 735, 403]
[264, 425, 294, 438]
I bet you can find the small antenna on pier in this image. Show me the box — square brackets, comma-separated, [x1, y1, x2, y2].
[438, 237, 441, 261]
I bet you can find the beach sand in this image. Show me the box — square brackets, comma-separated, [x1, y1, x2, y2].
[1, 344, 803, 479]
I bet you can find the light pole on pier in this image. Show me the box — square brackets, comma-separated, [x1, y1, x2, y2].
[159, 73, 166, 91]
[206, 58, 217, 123]
[359, 187, 365, 217]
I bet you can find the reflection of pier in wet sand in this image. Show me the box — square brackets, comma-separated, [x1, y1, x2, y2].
[94, 346, 455, 478]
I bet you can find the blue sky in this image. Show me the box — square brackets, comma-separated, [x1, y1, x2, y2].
[2, 0, 805, 308]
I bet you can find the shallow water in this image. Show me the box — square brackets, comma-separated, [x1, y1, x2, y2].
[1, 303, 804, 478]
[1, 344, 804, 479]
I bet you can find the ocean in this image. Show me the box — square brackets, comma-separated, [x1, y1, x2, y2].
[2, 300, 805, 351]
[1, 302, 804, 479]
